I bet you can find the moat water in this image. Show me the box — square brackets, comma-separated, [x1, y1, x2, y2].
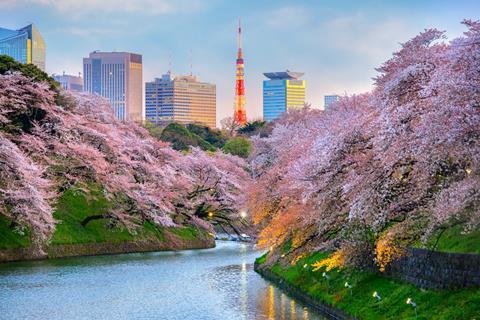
[0, 241, 325, 319]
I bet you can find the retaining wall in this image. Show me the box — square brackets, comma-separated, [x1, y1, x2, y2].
[386, 248, 480, 289]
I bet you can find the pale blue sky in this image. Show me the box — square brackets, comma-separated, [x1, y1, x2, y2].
[1, 0, 479, 124]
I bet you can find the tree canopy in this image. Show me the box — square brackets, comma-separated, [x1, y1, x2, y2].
[223, 137, 252, 158]
[159, 122, 216, 152]
[0, 71, 250, 253]
[248, 21, 480, 271]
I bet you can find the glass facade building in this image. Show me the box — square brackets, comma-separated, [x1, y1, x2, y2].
[145, 73, 216, 128]
[0, 24, 46, 71]
[53, 73, 83, 92]
[263, 71, 306, 122]
[324, 95, 340, 110]
[83, 51, 143, 122]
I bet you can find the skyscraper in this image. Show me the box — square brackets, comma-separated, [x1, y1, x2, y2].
[233, 19, 246, 125]
[324, 95, 340, 110]
[83, 51, 143, 122]
[0, 24, 46, 71]
[145, 73, 216, 128]
[263, 71, 306, 122]
[53, 73, 83, 92]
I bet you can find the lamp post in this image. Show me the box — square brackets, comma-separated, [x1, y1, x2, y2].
[372, 291, 381, 301]
[239, 210, 247, 218]
[345, 281, 353, 296]
[406, 298, 417, 318]
[322, 272, 330, 291]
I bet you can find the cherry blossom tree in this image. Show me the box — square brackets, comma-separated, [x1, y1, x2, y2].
[248, 21, 480, 270]
[0, 72, 250, 252]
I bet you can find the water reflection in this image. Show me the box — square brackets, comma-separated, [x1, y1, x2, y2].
[256, 284, 315, 320]
[0, 241, 324, 320]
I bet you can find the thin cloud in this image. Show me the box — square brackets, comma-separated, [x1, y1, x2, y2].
[265, 6, 311, 29]
[320, 12, 412, 59]
[6, 0, 206, 15]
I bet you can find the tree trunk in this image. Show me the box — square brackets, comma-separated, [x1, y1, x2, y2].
[81, 214, 110, 227]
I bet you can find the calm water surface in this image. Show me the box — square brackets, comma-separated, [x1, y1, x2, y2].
[0, 241, 325, 320]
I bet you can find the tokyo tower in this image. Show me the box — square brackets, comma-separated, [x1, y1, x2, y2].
[233, 19, 247, 125]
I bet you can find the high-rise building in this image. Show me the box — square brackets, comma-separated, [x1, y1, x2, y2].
[263, 71, 306, 122]
[324, 95, 340, 110]
[53, 72, 83, 92]
[145, 73, 216, 128]
[83, 51, 143, 122]
[0, 24, 46, 71]
[233, 19, 246, 125]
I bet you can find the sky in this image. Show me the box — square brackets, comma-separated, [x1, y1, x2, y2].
[1, 0, 479, 126]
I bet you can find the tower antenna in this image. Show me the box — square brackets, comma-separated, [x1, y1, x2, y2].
[238, 18, 242, 51]
[189, 49, 193, 76]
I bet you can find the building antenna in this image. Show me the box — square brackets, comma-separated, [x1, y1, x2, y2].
[168, 53, 172, 74]
[238, 17, 242, 51]
[189, 49, 193, 76]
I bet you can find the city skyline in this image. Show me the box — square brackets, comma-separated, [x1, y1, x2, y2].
[0, 0, 479, 126]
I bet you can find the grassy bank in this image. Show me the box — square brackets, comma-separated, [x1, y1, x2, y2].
[420, 225, 480, 255]
[0, 215, 30, 250]
[0, 184, 214, 262]
[256, 251, 480, 319]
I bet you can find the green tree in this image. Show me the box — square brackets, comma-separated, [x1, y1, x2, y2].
[143, 121, 164, 140]
[0, 54, 59, 90]
[186, 123, 228, 148]
[222, 137, 252, 158]
[160, 122, 216, 152]
[237, 120, 265, 134]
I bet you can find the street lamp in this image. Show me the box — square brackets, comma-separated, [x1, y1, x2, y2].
[345, 281, 353, 296]
[372, 291, 381, 301]
[322, 272, 330, 291]
[240, 210, 247, 218]
[406, 298, 418, 318]
[208, 212, 214, 218]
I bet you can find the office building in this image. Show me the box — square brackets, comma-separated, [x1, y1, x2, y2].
[0, 24, 46, 71]
[83, 51, 143, 122]
[145, 73, 216, 128]
[53, 73, 83, 92]
[263, 70, 306, 122]
[324, 95, 340, 109]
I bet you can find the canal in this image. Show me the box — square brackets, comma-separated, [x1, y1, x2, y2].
[0, 241, 324, 320]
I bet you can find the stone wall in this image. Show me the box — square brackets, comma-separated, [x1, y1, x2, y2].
[0, 236, 215, 263]
[385, 248, 480, 289]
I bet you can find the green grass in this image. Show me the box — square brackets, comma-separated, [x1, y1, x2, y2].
[424, 225, 480, 254]
[0, 183, 210, 254]
[255, 252, 267, 265]
[259, 252, 480, 319]
[0, 215, 30, 249]
[50, 184, 195, 245]
[51, 185, 138, 245]
[167, 225, 202, 241]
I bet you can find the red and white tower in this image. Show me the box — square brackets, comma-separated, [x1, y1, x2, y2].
[233, 18, 247, 125]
